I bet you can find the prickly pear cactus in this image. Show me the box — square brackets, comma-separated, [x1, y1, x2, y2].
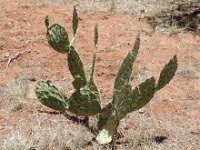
[96, 35, 178, 144]
[35, 7, 178, 146]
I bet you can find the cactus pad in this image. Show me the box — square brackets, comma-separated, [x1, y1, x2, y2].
[96, 116, 119, 144]
[129, 77, 156, 112]
[86, 24, 100, 102]
[112, 35, 140, 105]
[88, 25, 98, 81]
[156, 55, 178, 91]
[72, 6, 78, 35]
[112, 84, 132, 120]
[35, 80, 69, 111]
[68, 46, 87, 90]
[46, 23, 70, 53]
[94, 24, 98, 47]
[67, 87, 101, 116]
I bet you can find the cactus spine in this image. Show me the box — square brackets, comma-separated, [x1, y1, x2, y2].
[35, 7, 178, 145]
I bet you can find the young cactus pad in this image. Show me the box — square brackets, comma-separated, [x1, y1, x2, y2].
[156, 55, 178, 91]
[72, 6, 78, 35]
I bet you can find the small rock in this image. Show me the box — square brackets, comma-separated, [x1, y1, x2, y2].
[138, 109, 145, 114]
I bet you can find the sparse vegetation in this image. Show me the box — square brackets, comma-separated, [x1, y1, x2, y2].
[0, 112, 91, 150]
[108, 0, 117, 12]
[6, 77, 29, 110]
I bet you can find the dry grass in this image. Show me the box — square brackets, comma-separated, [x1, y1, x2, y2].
[0, 110, 93, 150]
[6, 77, 29, 110]
[28, 0, 170, 16]
[176, 65, 198, 80]
[0, 106, 168, 150]
[27, 0, 196, 35]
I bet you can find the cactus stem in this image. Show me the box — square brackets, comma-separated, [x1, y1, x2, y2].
[89, 24, 98, 81]
[70, 28, 79, 47]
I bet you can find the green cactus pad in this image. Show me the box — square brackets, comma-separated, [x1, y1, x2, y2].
[35, 80, 69, 111]
[96, 116, 119, 144]
[129, 77, 156, 112]
[88, 25, 98, 81]
[94, 24, 98, 47]
[112, 84, 133, 120]
[68, 46, 87, 90]
[67, 88, 101, 116]
[156, 55, 178, 91]
[72, 75, 86, 90]
[46, 23, 70, 53]
[86, 80, 100, 102]
[112, 35, 140, 107]
[72, 6, 78, 35]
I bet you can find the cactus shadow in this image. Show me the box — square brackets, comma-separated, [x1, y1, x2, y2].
[62, 112, 98, 136]
[37, 109, 62, 115]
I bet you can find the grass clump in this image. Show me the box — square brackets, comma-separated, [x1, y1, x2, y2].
[6, 77, 29, 110]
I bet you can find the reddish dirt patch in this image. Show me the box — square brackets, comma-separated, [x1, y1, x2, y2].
[0, 0, 200, 149]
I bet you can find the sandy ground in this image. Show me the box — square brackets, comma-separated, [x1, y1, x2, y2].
[0, 0, 199, 149]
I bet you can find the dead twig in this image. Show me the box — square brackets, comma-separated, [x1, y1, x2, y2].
[7, 50, 30, 68]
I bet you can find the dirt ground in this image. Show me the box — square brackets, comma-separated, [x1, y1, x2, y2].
[0, 0, 200, 149]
